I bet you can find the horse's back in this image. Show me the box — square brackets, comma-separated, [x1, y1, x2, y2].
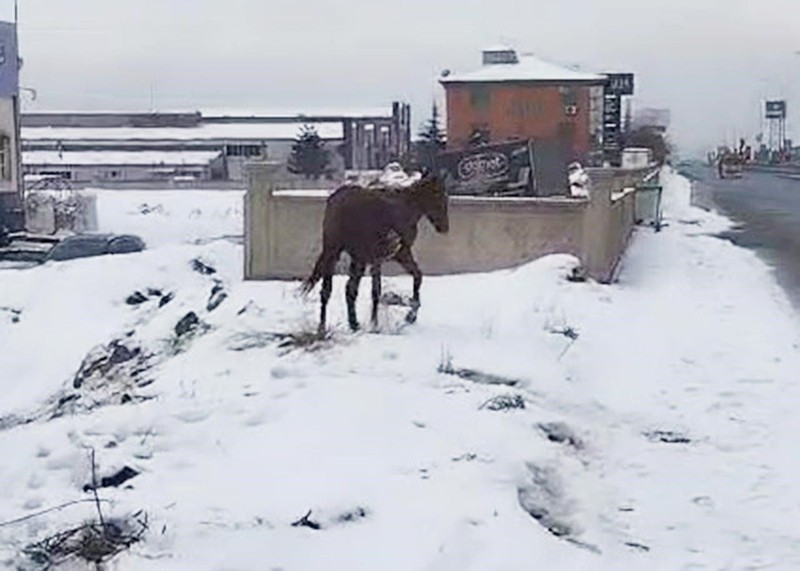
[322, 185, 400, 252]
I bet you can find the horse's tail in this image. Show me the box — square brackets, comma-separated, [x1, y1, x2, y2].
[300, 251, 328, 296]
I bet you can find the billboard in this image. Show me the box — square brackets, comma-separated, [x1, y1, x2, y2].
[437, 140, 535, 196]
[602, 73, 634, 165]
[765, 100, 787, 120]
[605, 73, 635, 96]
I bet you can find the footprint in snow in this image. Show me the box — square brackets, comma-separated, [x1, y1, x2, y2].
[174, 409, 213, 424]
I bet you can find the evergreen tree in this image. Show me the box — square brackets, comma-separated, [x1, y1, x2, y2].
[418, 102, 446, 148]
[415, 102, 446, 169]
[287, 125, 331, 180]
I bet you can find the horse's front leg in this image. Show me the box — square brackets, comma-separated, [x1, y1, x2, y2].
[346, 260, 366, 331]
[370, 264, 382, 329]
[394, 247, 422, 324]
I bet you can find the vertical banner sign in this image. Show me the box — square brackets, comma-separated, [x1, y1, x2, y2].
[0, 21, 19, 98]
[602, 73, 635, 166]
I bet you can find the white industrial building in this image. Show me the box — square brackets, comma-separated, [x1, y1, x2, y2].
[21, 104, 411, 187]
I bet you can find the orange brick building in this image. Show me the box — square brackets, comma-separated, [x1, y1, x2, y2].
[440, 47, 607, 164]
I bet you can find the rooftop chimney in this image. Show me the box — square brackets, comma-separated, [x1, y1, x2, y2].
[482, 46, 518, 65]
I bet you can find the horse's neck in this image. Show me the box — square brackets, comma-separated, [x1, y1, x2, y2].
[397, 197, 423, 230]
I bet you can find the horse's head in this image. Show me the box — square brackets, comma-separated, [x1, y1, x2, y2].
[411, 169, 449, 233]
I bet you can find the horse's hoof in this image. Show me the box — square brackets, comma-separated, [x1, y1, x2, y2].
[349, 322, 361, 332]
[405, 309, 418, 324]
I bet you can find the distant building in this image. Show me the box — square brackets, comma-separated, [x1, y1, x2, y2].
[631, 107, 671, 133]
[21, 103, 411, 186]
[439, 47, 607, 163]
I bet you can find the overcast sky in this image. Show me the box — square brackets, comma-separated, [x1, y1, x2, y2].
[6, 0, 800, 154]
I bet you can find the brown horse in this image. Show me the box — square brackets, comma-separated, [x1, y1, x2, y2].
[301, 172, 449, 333]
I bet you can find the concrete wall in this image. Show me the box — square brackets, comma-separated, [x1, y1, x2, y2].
[244, 162, 650, 284]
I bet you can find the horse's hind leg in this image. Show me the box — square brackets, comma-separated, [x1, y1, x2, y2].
[319, 273, 333, 335]
[346, 260, 365, 331]
[318, 250, 339, 335]
[370, 264, 382, 329]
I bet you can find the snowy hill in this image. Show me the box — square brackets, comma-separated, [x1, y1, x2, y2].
[1, 172, 799, 570]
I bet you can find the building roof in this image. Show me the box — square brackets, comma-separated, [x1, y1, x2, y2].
[200, 107, 394, 119]
[22, 121, 344, 143]
[440, 54, 606, 85]
[23, 150, 223, 167]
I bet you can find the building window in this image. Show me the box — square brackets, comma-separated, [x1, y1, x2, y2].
[470, 86, 491, 111]
[559, 86, 578, 106]
[0, 133, 11, 181]
[41, 170, 72, 180]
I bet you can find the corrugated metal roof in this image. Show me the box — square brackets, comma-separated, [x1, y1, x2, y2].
[23, 150, 223, 166]
[22, 121, 344, 142]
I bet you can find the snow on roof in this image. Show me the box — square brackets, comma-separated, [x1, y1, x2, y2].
[22, 121, 344, 142]
[440, 54, 606, 84]
[22, 107, 395, 120]
[483, 44, 515, 53]
[23, 150, 223, 166]
[200, 107, 393, 119]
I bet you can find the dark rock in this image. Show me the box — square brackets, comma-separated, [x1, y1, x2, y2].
[109, 342, 139, 366]
[125, 292, 148, 306]
[537, 422, 584, 449]
[625, 542, 650, 552]
[120, 394, 132, 404]
[191, 258, 217, 275]
[175, 312, 200, 337]
[567, 266, 587, 283]
[480, 394, 525, 411]
[548, 326, 579, 341]
[146, 288, 163, 297]
[83, 466, 140, 492]
[335, 507, 369, 524]
[158, 292, 175, 308]
[644, 430, 691, 444]
[439, 365, 519, 387]
[291, 510, 321, 530]
[57, 393, 79, 407]
[207, 282, 228, 312]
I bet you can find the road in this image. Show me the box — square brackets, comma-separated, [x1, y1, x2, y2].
[684, 165, 800, 311]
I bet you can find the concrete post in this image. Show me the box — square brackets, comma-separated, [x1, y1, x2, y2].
[581, 172, 616, 283]
[244, 161, 283, 280]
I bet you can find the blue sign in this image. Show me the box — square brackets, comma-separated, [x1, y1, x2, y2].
[0, 22, 19, 98]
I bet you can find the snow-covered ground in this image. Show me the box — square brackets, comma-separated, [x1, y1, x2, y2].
[0, 173, 798, 570]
